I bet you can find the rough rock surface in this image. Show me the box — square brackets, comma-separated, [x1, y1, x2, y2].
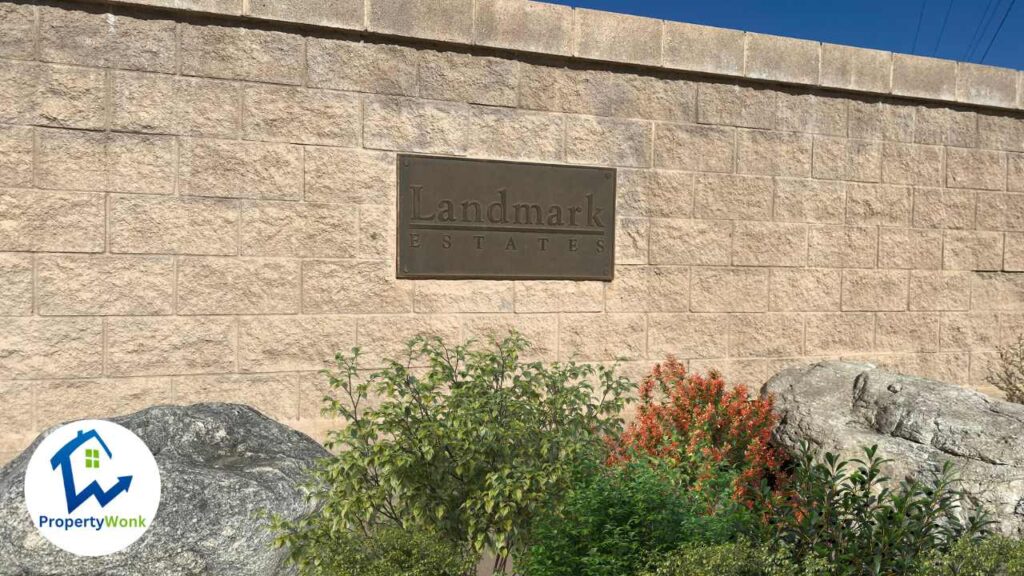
[0, 403, 329, 576]
[763, 361, 1024, 537]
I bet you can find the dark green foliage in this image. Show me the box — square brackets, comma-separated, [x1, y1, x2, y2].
[644, 540, 828, 576]
[773, 444, 992, 576]
[273, 334, 631, 574]
[913, 536, 1024, 576]
[520, 457, 759, 576]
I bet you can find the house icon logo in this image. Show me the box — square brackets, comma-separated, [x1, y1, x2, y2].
[24, 420, 161, 557]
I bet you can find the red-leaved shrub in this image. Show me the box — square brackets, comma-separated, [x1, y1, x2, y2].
[607, 358, 784, 508]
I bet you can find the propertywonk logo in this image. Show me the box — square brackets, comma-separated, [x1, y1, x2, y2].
[24, 420, 161, 556]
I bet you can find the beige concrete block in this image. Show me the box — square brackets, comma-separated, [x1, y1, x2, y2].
[35, 377, 176, 427]
[615, 217, 648, 265]
[845, 183, 911, 226]
[514, 280, 603, 313]
[998, 312, 1024, 344]
[808, 225, 877, 268]
[892, 54, 956, 101]
[773, 178, 845, 223]
[691, 267, 768, 312]
[729, 313, 803, 357]
[649, 218, 732, 266]
[842, 269, 908, 311]
[732, 221, 807, 267]
[943, 230, 1003, 271]
[364, 96, 468, 155]
[605, 266, 689, 312]
[877, 228, 942, 269]
[519, 66, 697, 123]
[112, 71, 240, 137]
[867, 352, 968, 386]
[617, 169, 693, 218]
[811, 137, 881, 182]
[648, 313, 729, 359]
[0, 189, 104, 253]
[737, 130, 812, 177]
[0, 4, 35, 59]
[1011, 154, 1024, 192]
[940, 312, 999, 350]
[303, 259, 412, 314]
[0, 382, 35, 450]
[910, 271, 971, 311]
[368, 0, 473, 43]
[0, 253, 31, 317]
[970, 350, 1003, 391]
[359, 204, 394, 260]
[567, 116, 650, 167]
[307, 38, 418, 96]
[977, 192, 1024, 231]
[461, 313, 559, 362]
[0, 60, 106, 129]
[573, 8, 661, 66]
[474, 0, 573, 55]
[112, 0, 241, 14]
[848, 100, 915, 142]
[36, 129, 106, 190]
[39, 5, 176, 73]
[37, 255, 174, 316]
[805, 312, 874, 355]
[820, 43, 891, 93]
[243, 85, 360, 147]
[245, 0, 363, 27]
[106, 316, 235, 377]
[977, 114, 1024, 152]
[177, 257, 300, 315]
[180, 138, 302, 200]
[694, 174, 773, 220]
[357, 314, 462, 367]
[654, 123, 733, 172]
[912, 188, 975, 229]
[881, 142, 944, 187]
[973, 273, 1024, 311]
[560, 312, 645, 361]
[777, 93, 848, 136]
[0, 125, 32, 188]
[876, 312, 939, 353]
[770, 268, 841, 312]
[238, 316, 356, 373]
[957, 63, 1018, 108]
[1005, 233, 1024, 272]
[109, 194, 238, 255]
[946, 147, 1006, 190]
[697, 83, 777, 129]
[176, 372, 312, 421]
[240, 201, 358, 258]
[179, 24, 303, 84]
[663, 21, 743, 76]
[420, 51, 518, 107]
[109, 134, 178, 195]
[0, 317, 102, 379]
[304, 147, 394, 205]
[466, 107, 564, 163]
[914, 106, 978, 147]
[414, 280, 514, 313]
[744, 33, 819, 85]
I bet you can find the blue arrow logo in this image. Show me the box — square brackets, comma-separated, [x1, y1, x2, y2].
[49, 429, 134, 514]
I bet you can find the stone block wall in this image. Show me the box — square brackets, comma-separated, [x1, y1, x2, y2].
[2, 0, 1024, 464]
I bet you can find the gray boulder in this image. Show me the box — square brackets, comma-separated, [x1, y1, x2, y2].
[763, 361, 1024, 537]
[0, 403, 329, 576]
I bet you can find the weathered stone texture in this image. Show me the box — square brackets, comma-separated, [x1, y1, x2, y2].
[649, 219, 732, 266]
[567, 116, 651, 167]
[39, 5, 176, 72]
[0, 60, 106, 129]
[304, 147, 395, 205]
[573, 8, 661, 66]
[240, 201, 359, 258]
[303, 260, 412, 314]
[415, 280, 514, 313]
[106, 316, 236, 377]
[0, 125, 32, 188]
[368, 0, 473, 43]
[820, 43, 891, 93]
[246, 0, 363, 27]
[0, 189, 104, 252]
[0, 4, 35, 59]
[109, 194, 239, 255]
[655, 123, 734, 172]
[238, 315, 356, 372]
[559, 313, 646, 361]
[842, 269, 909, 311]
[736, 130, 812, 177]
[474, 0, 573, 55]
[744, 33, 820, 85]
[364, 96, 469, 155]
[420, 51, 519, 107]
[690, 267, 768, 312]
[0, 318, 103, 379]
[177, 257, 301, 315]
[0, 254, 32, 316]
[180, 138, 303, 200]
[892, 54, 956, 101]
[179, 24, 304, 84]
[243, 85, 361, 146]
[307, 38, 419, 96]
[664, 22, 744, 76]
[112, 72, 240, 137]
[37, 255, 175, 316]
[466, 106, 564, 162]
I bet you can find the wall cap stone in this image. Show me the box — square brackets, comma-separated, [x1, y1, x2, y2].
[88, 0, 1024, 112]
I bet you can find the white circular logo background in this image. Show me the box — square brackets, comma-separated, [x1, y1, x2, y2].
[24, 420, 161, 556]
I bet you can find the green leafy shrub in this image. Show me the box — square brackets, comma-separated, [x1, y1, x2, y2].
[773, 444, 991, 575]
[271, 524, 474, 576]
[643, 539, 829, 576]
[913, 536, 1024, 576]
[520, 457, 759, 576]
[274, 333, 631, 574]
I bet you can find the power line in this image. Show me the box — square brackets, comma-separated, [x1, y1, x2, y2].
[917, 0, 933, 52]
[932, 0, 955, 55]
[963, 0, 1000, 59]
[980, 0, 1017, 62]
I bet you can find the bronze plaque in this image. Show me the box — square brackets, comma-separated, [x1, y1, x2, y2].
[397, 155, 616, 281]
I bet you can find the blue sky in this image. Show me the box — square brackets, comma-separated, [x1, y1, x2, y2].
[547, 0, 1024, 71]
